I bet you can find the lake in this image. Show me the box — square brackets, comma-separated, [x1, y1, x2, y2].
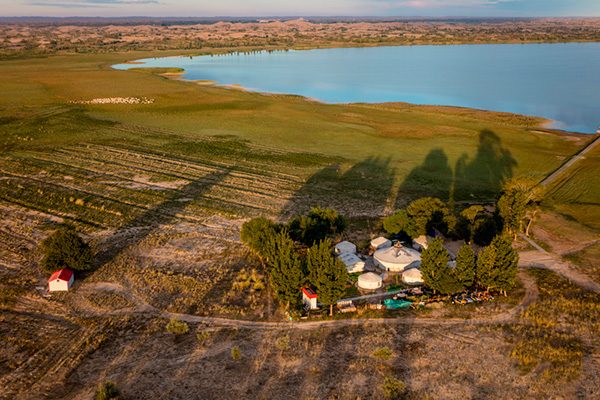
[113, 43, 600, 134]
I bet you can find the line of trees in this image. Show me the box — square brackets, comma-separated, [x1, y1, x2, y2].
[420, 235, 518, 296]
[384, 175, 542, 246]
[241, 207, 348, 314]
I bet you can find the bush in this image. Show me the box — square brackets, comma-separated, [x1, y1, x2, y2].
[371, 346, 394, 361]
[196, 329, 211, 342]
[231, 345, 242, 360]
[275, 335, 290, 351]
[41, 227, 94, 272]
[381, 376, 407, 399]
[166, 317, 189, 334]
[95, 380, 120, 400]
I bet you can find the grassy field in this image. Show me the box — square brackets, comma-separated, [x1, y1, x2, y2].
[0, 51, 587, 217]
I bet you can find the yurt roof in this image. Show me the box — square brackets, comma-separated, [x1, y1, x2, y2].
[339, 252, 362, 266]
[358, 272, 383, 283]
[403, 268, 422, 279]
[335, 241, 356, 250]
[370, 237, 391, 247]
[374, 245, 421, 264]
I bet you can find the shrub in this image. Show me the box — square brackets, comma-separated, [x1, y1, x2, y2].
[381, 376, 407, 399]
[95, 380, 120, 400]
[166, 317, 189, 335]
[196, 329, 211, 342]
[231, 345, 242, 360]
[371, 346, 394, 361]
[275, 335, 290, 351]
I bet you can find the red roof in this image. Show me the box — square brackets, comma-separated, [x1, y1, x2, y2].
[302, 287, 317, 299]
[49, 268, 74, 282]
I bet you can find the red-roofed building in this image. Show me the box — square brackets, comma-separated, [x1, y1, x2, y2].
[302, 287, 318, 310]
[48, 268, 74, 292]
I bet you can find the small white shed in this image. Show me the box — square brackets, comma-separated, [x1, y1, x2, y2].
[370, 237, 392, 250]
[302, 287, 318, 310]
[48, 268, 74, 292]
[334, 241, 356, 255]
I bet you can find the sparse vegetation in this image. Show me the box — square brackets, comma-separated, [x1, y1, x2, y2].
[166, 317, 189, 335]
[95, 380, 120, 400]
[231, 345, 242, 360]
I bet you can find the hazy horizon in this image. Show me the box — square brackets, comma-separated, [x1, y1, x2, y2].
[2, 0, 600, 19]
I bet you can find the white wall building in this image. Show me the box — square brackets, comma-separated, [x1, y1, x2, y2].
[335, 240, 356, 255]
[358, 272, 383, 290]
[373, 244, 421, 272]
[48, 268, 74, 292]
[370, 237, 392, 250]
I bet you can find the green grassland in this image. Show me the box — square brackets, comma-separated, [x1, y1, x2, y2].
[544, 144, 600, 230]
[0, 51, 588, 229]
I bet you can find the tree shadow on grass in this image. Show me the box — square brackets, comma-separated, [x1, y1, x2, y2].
[94, 168, 231, 269]
[395, 129, 517, 208]
[280, 156, 396, 220]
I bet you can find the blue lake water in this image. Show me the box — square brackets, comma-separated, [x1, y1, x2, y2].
[113, 43, 600, 133]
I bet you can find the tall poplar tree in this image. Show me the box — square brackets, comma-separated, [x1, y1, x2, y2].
[454, 244, 476, 288]
[315, 245, 348, 316]
[264, 230, 303, 308]
[306, 239, 331, 288]
[477, 234, 519, 295]
[419, 238, 450, 294]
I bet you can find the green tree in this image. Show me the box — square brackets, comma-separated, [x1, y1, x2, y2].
[240, 217, 279, 259]
[497, 190, 527, 239]
[95, 380, 120, 400]
[454, 243, 476, 288]
[406, 197, 456, 236]
[265, 230, 304, 308]
[457, 205, 484, 244]
[41, 227, 94, 272]
[382, 210, 417, 238]
[314, 241, 348, 316]
[477, 234, 519, 295]
[472, 214, 499, 247]
[306, 239, 332, 288]
[288, 207, 346, 245]
[419, 238, 450, 293]
[497, 175, 541, 238]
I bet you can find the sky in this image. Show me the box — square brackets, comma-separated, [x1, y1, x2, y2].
[2, 0, 600, 18]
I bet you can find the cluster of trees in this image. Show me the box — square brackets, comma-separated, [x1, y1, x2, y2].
[384, 176, 541, 246]
[241, 207, 348, 315]
[420, 234, 519, 296]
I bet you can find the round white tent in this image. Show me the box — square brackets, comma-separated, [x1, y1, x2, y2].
[402, 268, 424, 285]
[373, 244, 421, 272]
[358, 272, 383, 290]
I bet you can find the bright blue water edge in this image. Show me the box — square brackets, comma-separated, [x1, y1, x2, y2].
[113, 43, 600, 134]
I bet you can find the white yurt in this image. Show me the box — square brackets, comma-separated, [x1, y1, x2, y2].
[358, 272, 383, 290]
[370, 236, 392, 250]
[402, 268, 424, 285]
[335, 240, 356, 255]
[339, 252, 365, 273]
[413, 235, 429, 251]
[373, 244, 421, 272]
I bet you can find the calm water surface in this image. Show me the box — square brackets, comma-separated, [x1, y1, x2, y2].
[113, 43, 600, 133]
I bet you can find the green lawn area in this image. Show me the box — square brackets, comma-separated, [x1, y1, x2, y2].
[0, 50, 591, 226]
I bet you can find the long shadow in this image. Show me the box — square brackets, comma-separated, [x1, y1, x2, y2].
[457, 129, 517, 200]
[280, 156, 396, 220]
[395, 148, 453, 208]
[396, 129, 517, 207]
[94, 168, 231, 268]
